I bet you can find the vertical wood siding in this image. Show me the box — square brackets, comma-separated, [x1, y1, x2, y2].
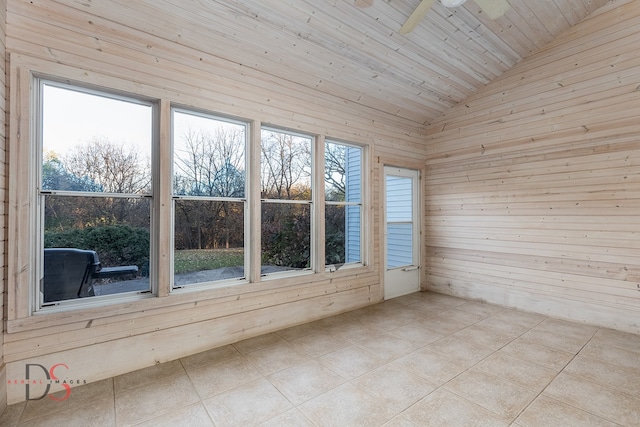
[424, 1, 640, 333]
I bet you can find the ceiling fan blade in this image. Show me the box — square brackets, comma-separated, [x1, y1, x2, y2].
[474, 0, 510, 19]
[399, 0, 438, 34]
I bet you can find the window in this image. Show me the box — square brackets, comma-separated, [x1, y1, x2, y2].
[172, 109, 248, 288]
[38, 81, 155, 306]
[260, 128, 313, 275]
[325, 141, 363, 266]
[16, 71, 369, 318]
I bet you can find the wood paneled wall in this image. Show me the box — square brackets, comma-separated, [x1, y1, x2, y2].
[2, 0, 429, 404]
[424, 1, 640, 334]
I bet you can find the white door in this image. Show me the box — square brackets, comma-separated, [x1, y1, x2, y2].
[384, 166, 420, 299]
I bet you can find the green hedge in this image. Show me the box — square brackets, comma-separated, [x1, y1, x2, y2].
[44, 224, 150, 276]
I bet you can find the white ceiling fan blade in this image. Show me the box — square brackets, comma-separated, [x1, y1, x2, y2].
[400, 0, 438, 34]
[474, 0, 510, 19]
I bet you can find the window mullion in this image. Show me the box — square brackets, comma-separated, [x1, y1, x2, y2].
[157, 99, 172, 297]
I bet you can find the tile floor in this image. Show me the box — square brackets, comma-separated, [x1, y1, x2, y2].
[2, 291, 640, 426]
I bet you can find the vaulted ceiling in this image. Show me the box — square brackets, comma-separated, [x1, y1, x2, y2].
[163, 0, 611, 125]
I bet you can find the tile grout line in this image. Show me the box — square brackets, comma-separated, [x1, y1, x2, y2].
[509, 326, 605, 424]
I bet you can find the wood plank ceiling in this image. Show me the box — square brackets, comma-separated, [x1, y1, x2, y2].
[141, 0, 610, 125]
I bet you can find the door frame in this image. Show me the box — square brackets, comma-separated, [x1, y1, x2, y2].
[382, 165, 422, 300]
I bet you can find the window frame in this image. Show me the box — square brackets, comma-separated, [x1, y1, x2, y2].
[324, 139, 365, 270]
[6, 59, 371, 331]
[259, 126, 316, 278]
[170, 106, 250, 292]
[31, 76, 160, 312]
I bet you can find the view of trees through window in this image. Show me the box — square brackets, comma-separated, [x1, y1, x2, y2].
[325, 141, 362, 266]
[172, 110, 247, 286]
[40, 83, 153, 303]
[38, 80, 365, 305]
[260, 128, 313, 271]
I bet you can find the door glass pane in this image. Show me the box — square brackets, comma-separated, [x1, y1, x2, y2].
[386, 223, 413, 269]
[386, 175, 414, 269]
[386, 176, 413, 222]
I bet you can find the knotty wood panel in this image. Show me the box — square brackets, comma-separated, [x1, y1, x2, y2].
[424, 1, 640, 334]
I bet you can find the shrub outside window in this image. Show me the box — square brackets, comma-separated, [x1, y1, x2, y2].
[38, 81, 154, 306]
[24, 75, 368, 316]
[260, 128, 313, 274]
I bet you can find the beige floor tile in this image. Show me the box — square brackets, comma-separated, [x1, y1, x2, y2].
[516, 395, 620, 427]
[564, 354, 640, 397]
[455, 300, 504, 318]
[474, 352, 558, 391]
[441, 307, 489, 326]
[403, 389, 511, 427]
[298, 382, 398, 426]
[444, 369, 539, 420]
[392, 347, 467, 386]
[452, 324, 515, 351]
[244, 341, 311, 375]
[543, 372, 640, 426]
[18, 396, 115, 427]
[114, 359, 185, 393]
[500, 337, 574, 371]
[352, 364, 436, 412]
[115, 371, 199, 426]
[382, 416, 420, 426]
[580, 341, 640, 371]
[276, 320, 327, 341]
[318, 345, 385, 380]
[0, 401, 25, 427]
[267, 359, 345, 405]
[364, 307, 423, 331]
[179, 344, 240, 370]
[414, 312, 477, 336]
[258, 408, 316, 426]
[387, 322, 446, 346]
[426, 335, 494, 367]
[390, 293, 425, 306]
[355, 332, 418, 362]
[519, 328, 591, 354]
[533, 318, 599, 340]
[406, 299, 452, 315]
[473, 315, 534, 338]
[203, 378, 292, 426]
[19, 378, 114, 423]
[135, 402, 214, 427]
[326, 319, 381, 343]
[315, 313, 351, 329]
[482, 309, 545, 331]
[233, 332, 287, 354]
[421, 293, 468, 307]
[290, 331, 350, 357]
[4, 291, 639, 427]
[184, 354, 262, 398]
[589, 328, 640, 354]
